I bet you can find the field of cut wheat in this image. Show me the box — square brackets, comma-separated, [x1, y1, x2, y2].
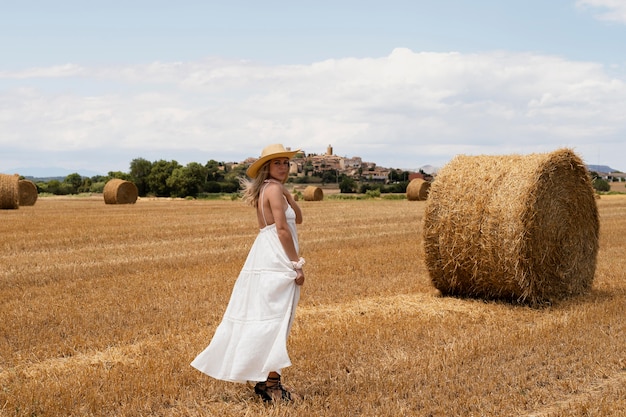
[1, 195, 625, 416]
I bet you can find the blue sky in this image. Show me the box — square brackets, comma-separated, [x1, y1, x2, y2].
[1, 0, 626, 176]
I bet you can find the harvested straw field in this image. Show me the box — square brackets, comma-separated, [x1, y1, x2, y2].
[18, 179, 38, 206]
[103, 179, 139, 204]
[1, 195, 625, 416]
[0, 173, 19, 210]
[423, 149, 599, 305]
[406, 178, 430, 201]
[303, 185, 323, 201]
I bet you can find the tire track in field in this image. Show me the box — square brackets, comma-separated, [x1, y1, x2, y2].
[524, 370, 626, 417]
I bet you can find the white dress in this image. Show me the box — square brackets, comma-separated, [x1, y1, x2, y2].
[191, 191, 300, 383]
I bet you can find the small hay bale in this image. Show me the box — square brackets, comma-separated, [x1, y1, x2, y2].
[18, 179, 38, 206]
[0, 174, 19, 209]
[103, 179, 138, 204]
[303, 186, 323, 201]
[422, 148, 599, 305]
[406, 178, 430, 201]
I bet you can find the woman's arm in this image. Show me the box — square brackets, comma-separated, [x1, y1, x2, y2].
[266, 183, 299, 262]
[265, 183, 305, 286]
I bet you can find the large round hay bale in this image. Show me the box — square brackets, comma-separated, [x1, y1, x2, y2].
[18, 179, 38, 206]
[303, 186, 323, 201]
[423, 148, 599, 305]
[0, 174, 19, 209]
[406, 178, 430, 201]
[103, 179, 138, 204]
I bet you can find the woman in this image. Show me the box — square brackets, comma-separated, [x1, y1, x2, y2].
[191, 144, 305, 403]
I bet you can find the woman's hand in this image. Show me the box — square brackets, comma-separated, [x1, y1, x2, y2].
[295, 269, 305, 286]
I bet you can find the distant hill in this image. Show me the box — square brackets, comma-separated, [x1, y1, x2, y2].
[412, 164, 622, 176]
[587, 164, 621, 173]
[22, 176, 69, 182]
[1, 167, 103, 179]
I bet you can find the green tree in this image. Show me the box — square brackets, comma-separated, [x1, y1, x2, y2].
[78, 177, 92, 193]
[88, 175, 107, 193]
[186, 162, 209, 193]
[204, 181, 221, 193]
[47, 179, 74, 195]
[389, 169, 410, 182]
[63, 173, 83, 194]
[220, 181, 239, 193]
[147, 160, 181, 197]
[224, 164, 247, 183]
[129, 158, 153, 196]
[339, 175, 357, 193]
[90, 175, 107, 183]
[167, 167, 193, 197]
[590, 171, 610, 193]
[205, 159, 224, 182]
[42, 180, 61, 194]
[107, 171, 131, 181]
[166, 162, 207, 197]
[592, 178, 610, 192]
[89, 181, 106, 193]
[321, 169, 338, 185]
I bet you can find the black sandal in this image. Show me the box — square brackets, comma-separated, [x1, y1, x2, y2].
[254, 376, 292, 403]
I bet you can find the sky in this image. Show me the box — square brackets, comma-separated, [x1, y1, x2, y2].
[1, 0, 626, 177]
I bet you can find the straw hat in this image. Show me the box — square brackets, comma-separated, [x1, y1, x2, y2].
[246, 144, 300, 178]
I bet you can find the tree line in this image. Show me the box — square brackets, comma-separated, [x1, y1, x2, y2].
[30, 157, 421, 198]
[35, 158, 612, 198]
[34, 158, 242, 198]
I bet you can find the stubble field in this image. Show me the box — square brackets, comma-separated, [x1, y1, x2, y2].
[1, 195, 625, 416]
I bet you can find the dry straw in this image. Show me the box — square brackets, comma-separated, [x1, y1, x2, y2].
[303, 186, 324, 201]
[103, 179, 139, 204]
[422, 148, 599, 305]
[18, 179, 38, 206]
[406, 178, 431, 201]
[0, 173, 19, 210]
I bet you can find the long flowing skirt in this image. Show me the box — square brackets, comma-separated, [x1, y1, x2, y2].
[191, 224, 300, 383]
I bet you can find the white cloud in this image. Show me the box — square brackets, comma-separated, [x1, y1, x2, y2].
[1, 48, 625, 173]
[0, 64, 85, 79]
[577, 0, 626, 23]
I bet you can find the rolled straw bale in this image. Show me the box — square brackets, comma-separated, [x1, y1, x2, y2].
[406, 178, 430, 201]
[422, 148, 599, 305]
[18, 179, 38, 206]
[103, 179, 138, 204]
[0, 174, 19, 209]
[303, 186, 323, 201]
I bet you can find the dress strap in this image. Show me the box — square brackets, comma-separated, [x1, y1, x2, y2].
[260, 182, 269, 227]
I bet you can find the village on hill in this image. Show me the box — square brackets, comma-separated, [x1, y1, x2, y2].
[239, 144, 430, 183]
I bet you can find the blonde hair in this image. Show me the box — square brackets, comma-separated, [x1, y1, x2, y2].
[240, 159, 289, 207]
[240, 162, 269, 207]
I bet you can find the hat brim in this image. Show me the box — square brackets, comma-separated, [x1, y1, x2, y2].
[246, 149, 300, 178]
